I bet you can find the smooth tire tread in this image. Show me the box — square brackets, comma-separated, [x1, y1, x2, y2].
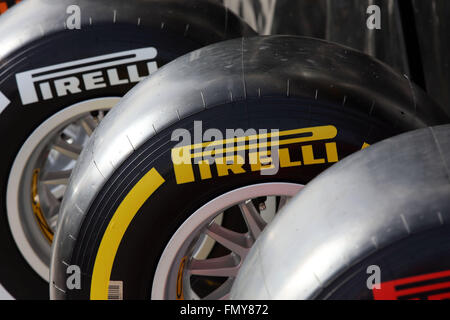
[51, 35, 448, 300]
[231, 124, 450, 300]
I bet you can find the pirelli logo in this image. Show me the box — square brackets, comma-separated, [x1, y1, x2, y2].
[373, 270, 450, 300]
[16, 47, 158, 105]
[171, 125, 339, 184]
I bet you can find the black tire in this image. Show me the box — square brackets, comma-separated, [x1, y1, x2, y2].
[50, 36, 448, 300]
[231, 124, 450, 300]
[0, 0, 254, 299]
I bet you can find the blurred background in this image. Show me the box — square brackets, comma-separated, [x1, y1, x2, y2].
[1, 0, 448, 113]
[222, 0, 450, 115]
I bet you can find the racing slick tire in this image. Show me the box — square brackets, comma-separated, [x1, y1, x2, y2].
[50, 35, 448, 300]
[0, 0, 254, 299]
[230, 124, 450, 300]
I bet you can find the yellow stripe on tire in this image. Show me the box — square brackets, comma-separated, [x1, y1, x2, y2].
[90, 168, 165, 300]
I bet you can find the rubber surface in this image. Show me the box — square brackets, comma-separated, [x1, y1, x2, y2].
[0, 0, 253, 299]
[230, 124, 450, 300]
[50, 35, 448, 299]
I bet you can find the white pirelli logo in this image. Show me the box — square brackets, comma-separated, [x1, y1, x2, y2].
[16, 47, 158, 105]
[0, 90, 10, 114]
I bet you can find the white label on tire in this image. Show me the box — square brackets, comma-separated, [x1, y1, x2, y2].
[108, 281, 123, 300]
[0, 90, 10, 114]
[16, 47, 158, 105]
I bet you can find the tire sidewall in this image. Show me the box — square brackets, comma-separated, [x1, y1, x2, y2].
[0, 25, 201, 299]
[68, 98, 397, 299]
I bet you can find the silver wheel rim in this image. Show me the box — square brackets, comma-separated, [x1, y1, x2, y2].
[6, 97, 120, 282]
[151, 182, 303, 300]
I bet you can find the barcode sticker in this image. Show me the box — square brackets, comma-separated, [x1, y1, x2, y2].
[108, 281, 123, 300]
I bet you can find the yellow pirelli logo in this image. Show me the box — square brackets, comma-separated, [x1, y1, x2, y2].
[171, 125, 338, 184]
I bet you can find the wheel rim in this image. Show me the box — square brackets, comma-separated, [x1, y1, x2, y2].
[6, 97, 120, 282]
[151, 182, 303, 300]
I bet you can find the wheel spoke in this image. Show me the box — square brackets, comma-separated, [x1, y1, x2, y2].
[192, 214, 224, 260]
[47, 212, 59, 231]
[97, 110, 105, 121]
[40, 169, 72, 185]
[79, 116, 97, 136]
[205, 223, 249, 258]
[203, 278, 234, 300]
[50, 185, 66, 200]
[152, 183, 303, 300]
[40, 184, 60, 220]
[188, 254, 238, 278]
[277, 196, 289, 211]
[52, 136, 82, 160]
[42, 184, 59, 210]
[238, 200, 267, 239]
